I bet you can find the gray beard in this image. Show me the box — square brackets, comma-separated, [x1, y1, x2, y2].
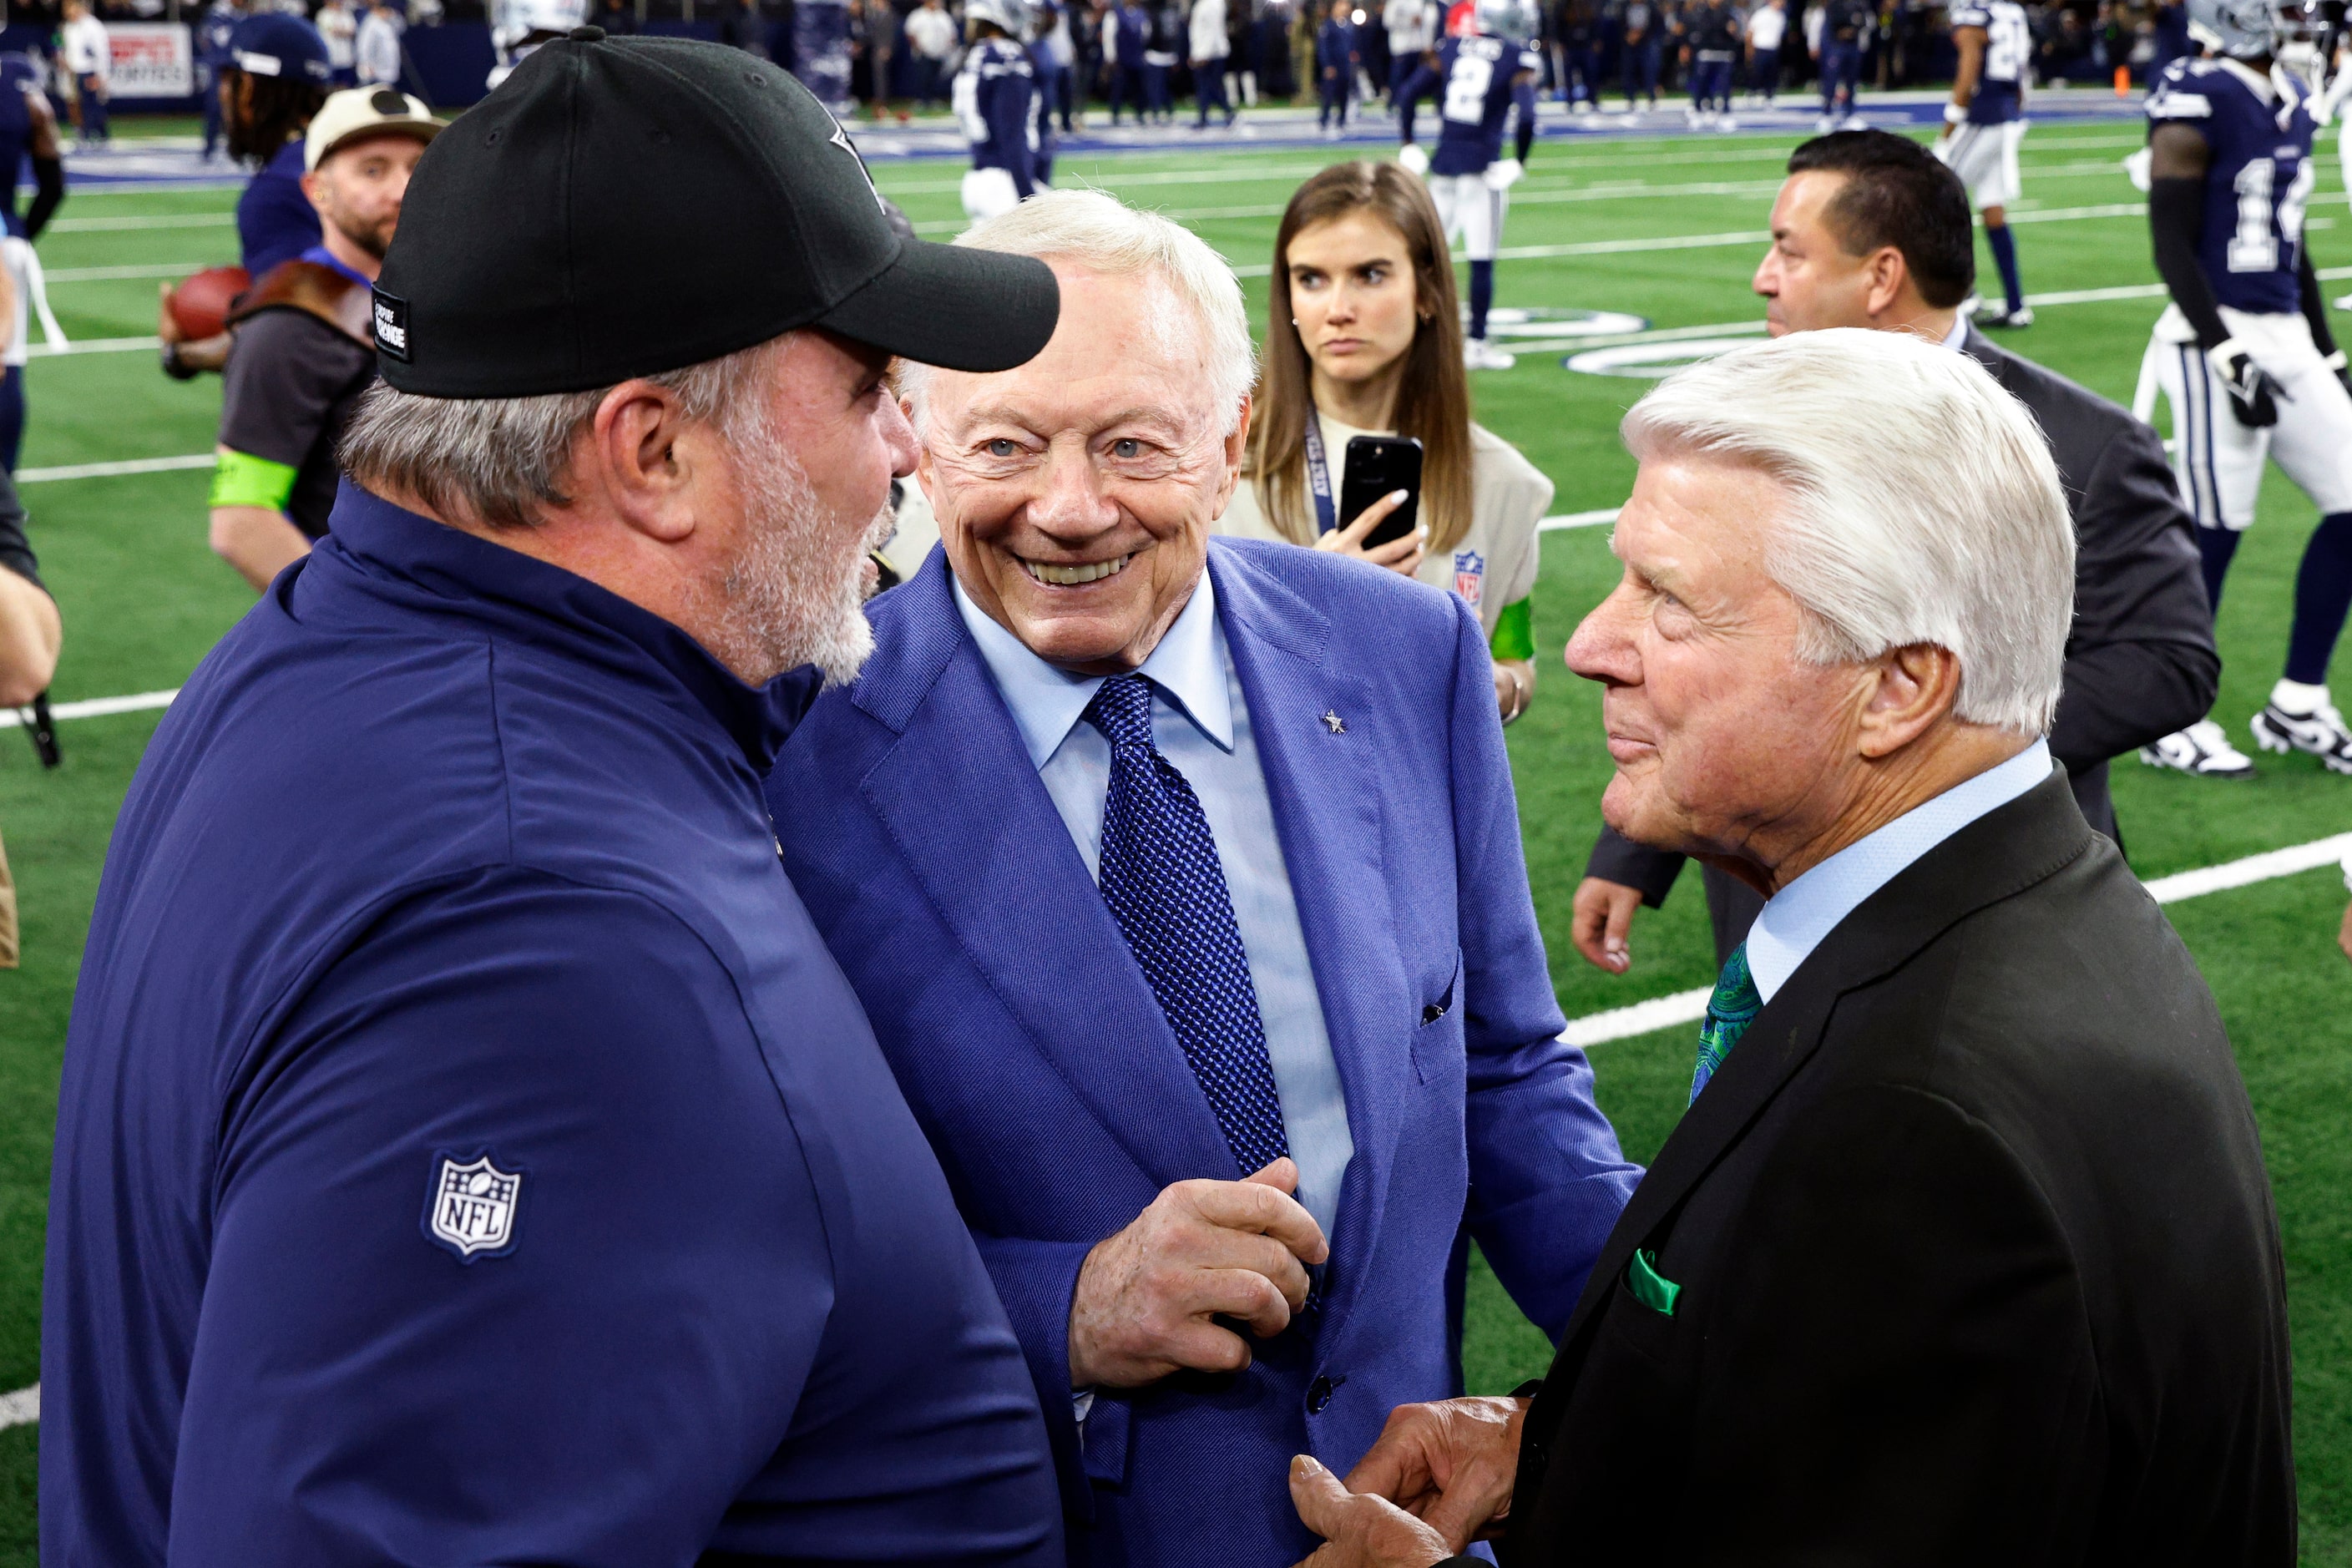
[695, 419, 890, 689]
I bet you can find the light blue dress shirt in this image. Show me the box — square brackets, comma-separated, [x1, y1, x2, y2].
[952, 570, 1355, 1238]
[1746, 739, 2055, 1004]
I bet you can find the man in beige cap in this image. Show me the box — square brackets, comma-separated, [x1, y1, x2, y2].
[206, 86, 438, 589]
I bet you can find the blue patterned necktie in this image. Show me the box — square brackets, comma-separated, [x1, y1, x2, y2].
[1085, 675, 1292, 1175]
[1690, 942, 1762, 1103]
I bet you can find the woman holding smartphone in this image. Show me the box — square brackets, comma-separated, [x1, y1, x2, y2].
[1218, 160, 1551, 723]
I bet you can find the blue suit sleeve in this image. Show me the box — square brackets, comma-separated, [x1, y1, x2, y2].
[168, 869, 834, 1566]
[969, 1234, 1103, 1515]
[1440, 594, 1643, 1339]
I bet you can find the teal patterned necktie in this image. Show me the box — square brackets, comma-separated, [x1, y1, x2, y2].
[1690, 942, 1761, 1103]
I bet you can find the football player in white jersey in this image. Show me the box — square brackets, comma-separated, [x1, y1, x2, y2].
[1935, 0, 2032, 326]
[2135, 0, 2352, 776]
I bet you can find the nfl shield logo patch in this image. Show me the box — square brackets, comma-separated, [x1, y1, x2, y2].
[1453, 550, 1486, 608]
[423, 1152, 524, 1262]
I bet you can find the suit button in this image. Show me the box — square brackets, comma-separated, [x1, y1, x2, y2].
[1307, 1375, 1335, 1414]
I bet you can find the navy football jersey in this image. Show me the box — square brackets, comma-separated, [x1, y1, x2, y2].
[1950, 0, 2027, 123]
[1429, 33, 1541, 175]
[1819, 0, 1872, 46]
[954, 37, 1038, 194]
[2147, 56, 2316, 315]
[1687, 1, 1736, 58]
[0, 58, 42, 240]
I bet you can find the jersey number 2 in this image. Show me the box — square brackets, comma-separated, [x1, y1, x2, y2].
[1444, 53, 1495, 123]
[2228, 157, 2314, 274]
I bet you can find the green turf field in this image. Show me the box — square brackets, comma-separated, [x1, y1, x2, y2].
[1, 108, 2349, 1559]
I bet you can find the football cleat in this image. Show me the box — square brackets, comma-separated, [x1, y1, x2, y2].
[2139, 720, 2257, 778]
[2250, 701, 2352, 773]
[1975, 305, 2036, 329]
[1463, 338, 1518, 370]
[1840, 114, 1869, 129]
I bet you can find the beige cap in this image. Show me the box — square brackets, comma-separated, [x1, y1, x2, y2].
[304, 86, 441, 171]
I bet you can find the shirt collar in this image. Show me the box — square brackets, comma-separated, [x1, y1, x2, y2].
[316, 478, 799, 772]
[953, 562, 1234, 771]
[1939, 312, 1970, 352]
[1744, 738, 2055, 1004]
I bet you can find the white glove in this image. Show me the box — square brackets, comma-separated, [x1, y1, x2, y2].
[2122, 144, 2153, 194]
[1398, 140, 1429, 176]
[1483, 156, 1524, 191]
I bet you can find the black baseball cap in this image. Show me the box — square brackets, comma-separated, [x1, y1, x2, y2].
[372, 31, 1060, 397]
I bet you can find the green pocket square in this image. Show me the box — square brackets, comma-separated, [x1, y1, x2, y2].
[1626, 1248, 1681, 1317]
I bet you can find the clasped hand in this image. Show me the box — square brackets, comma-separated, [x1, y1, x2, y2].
[1068, 1156, 1329, 1388]
[1287, 1395, 1530, 1567]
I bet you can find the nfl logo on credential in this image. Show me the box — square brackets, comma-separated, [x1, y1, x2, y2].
[423, 1151, 524, 1263]
[1454, 550, 1485, 609]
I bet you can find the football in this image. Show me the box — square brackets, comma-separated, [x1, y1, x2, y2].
[166, 266, 251, 341]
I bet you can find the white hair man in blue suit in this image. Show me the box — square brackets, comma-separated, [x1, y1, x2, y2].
[765, 188, 1639, 1565]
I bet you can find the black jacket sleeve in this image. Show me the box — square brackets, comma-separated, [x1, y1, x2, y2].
[1585, 824, 1684, 907]
[2048, 417, 2220, 768]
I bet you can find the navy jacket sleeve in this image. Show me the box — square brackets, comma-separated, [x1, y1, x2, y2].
[1586, 822, 1686, 907]
[168, 869, 833, 1566]
[1444, 594, 1642, 1338]
[2047, 416, 2219, 770]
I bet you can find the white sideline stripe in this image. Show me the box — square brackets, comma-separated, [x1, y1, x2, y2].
[1539, 508, 1617, 531]
[1562, 830, 2352, 1047]
[26, 336, 160, 357]
[0, 1385, 33, 1430]
[44, 262, 211, 282]
[17, 453, 211, 482]
[44, 214, 234, 232]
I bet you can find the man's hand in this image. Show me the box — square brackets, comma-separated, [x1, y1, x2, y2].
[2213, 338, 2285, 427]
[1344, 1395, 1527, 1545]
[1482, 155, 1524, 191]
[1068, 1156, 1329, 1388]
[1570, 876, 1641, 973]
[2338, 897, 2350, 963]
[1289, 1456, 1455, 1568]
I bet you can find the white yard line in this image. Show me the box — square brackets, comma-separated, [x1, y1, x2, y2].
[1563, 830, 2352, 1046]
[44, 213, 234, 232]
[0, 1384, 33, 1431]
[18, 453, 211, 482]
[24, 336, 160, 357]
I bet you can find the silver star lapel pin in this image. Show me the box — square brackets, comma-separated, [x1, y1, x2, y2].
[1323, 710, 1345, 735]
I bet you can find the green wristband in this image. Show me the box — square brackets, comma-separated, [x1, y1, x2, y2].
[209, 448, 297, 513]
[1489, 597, 1535, 663]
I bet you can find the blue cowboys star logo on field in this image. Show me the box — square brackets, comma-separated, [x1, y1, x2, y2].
[425, 1153, 523, 1262]
[1454, 549, 1486, 608]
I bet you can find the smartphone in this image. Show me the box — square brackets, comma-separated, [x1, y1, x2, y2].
[1338, 435, 1424, 550]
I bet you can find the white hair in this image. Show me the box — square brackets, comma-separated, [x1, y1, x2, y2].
[899, 188, 1257, 435]
[1622, 327, 2075, 736]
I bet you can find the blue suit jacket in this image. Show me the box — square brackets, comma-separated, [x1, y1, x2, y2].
[767, 541, 1639, 1565]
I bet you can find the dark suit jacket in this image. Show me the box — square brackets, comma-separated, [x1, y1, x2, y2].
[1588, 328, 2219, 908]
[1505, 772, 2295, 1565]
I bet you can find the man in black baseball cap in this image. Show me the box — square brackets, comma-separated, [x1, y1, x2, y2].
[43, 34, 1067, 1566]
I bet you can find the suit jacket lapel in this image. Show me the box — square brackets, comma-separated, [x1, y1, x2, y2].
[1210, 547, 1413, 1326]
[852, 554, 1237, 1187]
[1550, 770, 2095, 1353]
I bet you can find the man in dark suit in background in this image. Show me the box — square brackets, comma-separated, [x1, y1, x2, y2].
[1572, 129, 2218, 973]
[1289, 327, 2293, 1567]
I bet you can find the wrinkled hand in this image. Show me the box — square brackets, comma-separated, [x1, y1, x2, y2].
[1314, 488, 1424, 578]
[1570, 876, 1642, 974]
[1068, 1157, 1329, 1388]
[1289, 1456, 1455, 1568]
[1344, 1395, 1528, 1546]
